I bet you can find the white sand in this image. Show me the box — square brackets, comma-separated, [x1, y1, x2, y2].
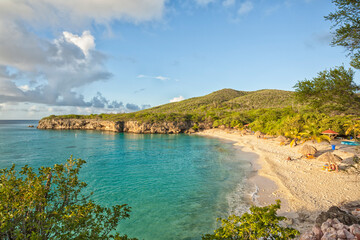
[196, 129, 360, 232]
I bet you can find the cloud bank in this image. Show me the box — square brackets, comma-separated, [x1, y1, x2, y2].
[0, 0, 165, 113]
[0, 31, 113, 108]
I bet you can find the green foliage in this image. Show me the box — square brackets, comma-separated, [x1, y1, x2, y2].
[344, 118, 360, 139]
[325, 0, 360, 69]
[0, 157, 136, 240]
[193, 123, 199, 130]
[203, 200, 299, 240]
[228, 90, 295, 111]
[294, 66, 360, 112]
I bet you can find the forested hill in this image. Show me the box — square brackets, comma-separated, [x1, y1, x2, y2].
[43, 88, 296, 122]
[142, 89, 294, 113]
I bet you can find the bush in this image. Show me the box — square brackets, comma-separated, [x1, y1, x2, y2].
[0, 157, 137, 240]
[202, 200, 299, 240]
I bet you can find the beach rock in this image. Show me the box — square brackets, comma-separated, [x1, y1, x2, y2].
[321, 231, 337, 240]
[186, 128, 196, 134]
[337, 229, 354, 239]
[337, 229, 346, 239]
[349, 224, 360, 239]
[300, 231, 318, 240]
[313, 226, 323, 239]
[352, 209, 360, 218]
[334, 222, 345, 230]
[321, 221, 332, 232]
[316, 207, 360, 226]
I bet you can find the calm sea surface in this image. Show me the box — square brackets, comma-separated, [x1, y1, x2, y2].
[0, 120, 255, 240]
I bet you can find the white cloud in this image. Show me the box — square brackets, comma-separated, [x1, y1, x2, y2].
[223, 0, 235, 7]
[154, 76, 169, 81]
[170, 96, 185, 103]
[137, 74, 170, 81]
[63, 31, 95, 57]
[18, 85, 30, 92]
[238, 1, 253, 15]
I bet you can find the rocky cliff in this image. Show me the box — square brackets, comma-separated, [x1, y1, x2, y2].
[37, 119, 212, 134]
[37, 119, 122, 132]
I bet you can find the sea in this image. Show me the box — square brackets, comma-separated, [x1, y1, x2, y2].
[0, 120, 257, 240]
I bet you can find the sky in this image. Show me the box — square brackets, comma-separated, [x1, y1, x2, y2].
[0, 0, 355, 119]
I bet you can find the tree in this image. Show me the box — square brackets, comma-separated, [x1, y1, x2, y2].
[325, 0, 360, 68]
[202, 200, 299, 240]
[0, 157, 137, 240]
[293, 66, 360, 111]
[344, 118, 360, 139]
[300, 119, 331, 144]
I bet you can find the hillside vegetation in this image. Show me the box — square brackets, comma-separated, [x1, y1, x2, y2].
[43, 85, 360, 139]
[45, 88, 295, 121]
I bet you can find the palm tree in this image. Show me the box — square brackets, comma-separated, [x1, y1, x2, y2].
[300, 121, 330, 143]
[284, 128, 302, 147]
[344, 119, 360, 140]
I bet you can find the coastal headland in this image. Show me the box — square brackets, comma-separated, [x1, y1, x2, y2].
[37, 118, 209, 134]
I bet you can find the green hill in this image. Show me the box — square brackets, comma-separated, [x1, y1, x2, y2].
[227, 89, 294, 111]
[44, 88, 296, 122]
[141, 88, 246, 114]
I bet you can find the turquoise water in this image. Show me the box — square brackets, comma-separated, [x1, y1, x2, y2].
[0, 120, 255, 240]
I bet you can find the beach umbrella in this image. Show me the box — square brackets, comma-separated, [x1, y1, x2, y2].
[299, 145, 317, 156]
[317, 152, 342, 163]
[275, 136, 287, 142]
[321, 129, 338, 136]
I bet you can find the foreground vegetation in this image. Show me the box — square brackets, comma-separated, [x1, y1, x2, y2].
[203, 200, 299, 240]
[0, 157, 136, 240]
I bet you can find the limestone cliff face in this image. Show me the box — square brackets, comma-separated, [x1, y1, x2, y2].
[37, 119, 212, 134]
[37, 119, 122, 132]
[123, 121, 191, 134]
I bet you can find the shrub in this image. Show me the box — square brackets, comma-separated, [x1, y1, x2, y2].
[202, 200, 299, 240]
[0, 157, 136, 240]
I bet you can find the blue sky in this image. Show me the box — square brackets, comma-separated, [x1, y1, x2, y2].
[0, 0, 354, 119]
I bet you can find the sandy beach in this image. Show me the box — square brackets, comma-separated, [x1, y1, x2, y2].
[196, 129, 360, 232]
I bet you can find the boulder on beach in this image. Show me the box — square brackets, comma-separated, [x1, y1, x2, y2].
[316, 206, 360, 226]
[301, 218, 360, 240]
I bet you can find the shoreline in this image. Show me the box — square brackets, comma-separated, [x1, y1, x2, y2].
[196, 129, 360, 233]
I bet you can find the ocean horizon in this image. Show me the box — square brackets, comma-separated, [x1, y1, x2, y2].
[0, 120, 256, 240]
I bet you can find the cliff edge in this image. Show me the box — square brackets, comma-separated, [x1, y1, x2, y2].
[37, 119, 211, 134]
